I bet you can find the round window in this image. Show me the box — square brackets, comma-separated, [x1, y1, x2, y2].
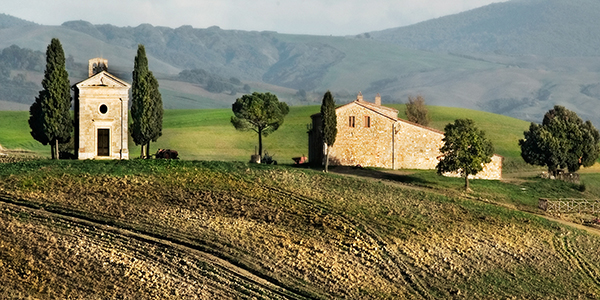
[99, 104, 108, 114]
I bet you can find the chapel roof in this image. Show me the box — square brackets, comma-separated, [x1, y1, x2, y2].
[73, 70, 130, 89]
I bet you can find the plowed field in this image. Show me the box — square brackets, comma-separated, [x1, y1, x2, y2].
[1, 159, 599, 299]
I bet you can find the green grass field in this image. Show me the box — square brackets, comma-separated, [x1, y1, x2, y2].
[0, 105, 531, 166]
[0, 111, 48, 155]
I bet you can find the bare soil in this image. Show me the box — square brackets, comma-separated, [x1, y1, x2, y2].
[1, 160, 600, 299]
[0, 199, 305, 299]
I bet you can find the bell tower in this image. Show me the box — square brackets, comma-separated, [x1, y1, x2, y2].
[88, 58, 108, 77]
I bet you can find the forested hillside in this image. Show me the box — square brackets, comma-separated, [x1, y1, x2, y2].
[0, 13, 36, 29]
[369, 0, 600, 57]
[2, 0, 600, 127]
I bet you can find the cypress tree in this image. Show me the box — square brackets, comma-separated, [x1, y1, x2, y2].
[130, 44, 152, 158]
[146, 72, 163, 157]
[130, 44, 163, 159]
[320, 90, 337, 172]
[28, 38, 73, 159]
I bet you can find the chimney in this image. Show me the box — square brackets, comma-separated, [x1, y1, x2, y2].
[357, 91, 363, 101]
[88, 58, 108, 77]
[375, 93, 381, 105]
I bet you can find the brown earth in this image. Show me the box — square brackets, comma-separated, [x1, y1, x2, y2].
[1, 161, 600, 298]
[0, 199, 306, 299]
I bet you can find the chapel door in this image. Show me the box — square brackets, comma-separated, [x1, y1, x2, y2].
[97, 129, 110, 156]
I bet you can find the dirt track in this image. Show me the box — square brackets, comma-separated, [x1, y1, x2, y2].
[330, 166, 600, 237]
[0, 196, 308, 299]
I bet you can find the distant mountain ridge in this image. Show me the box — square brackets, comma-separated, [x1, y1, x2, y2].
[60, 20, 345, 91]
[370, 0, 600, 57]
[0, 13, 37, 29]
[2, 0, 600, 127]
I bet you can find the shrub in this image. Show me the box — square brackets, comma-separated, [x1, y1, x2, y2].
[405, 95, 430, 126]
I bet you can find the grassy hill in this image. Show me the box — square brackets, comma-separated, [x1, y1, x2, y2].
[0, 105, 530, 166]
[4, 12, 600, 130]
[1, 159, 600, 298]
[4, 10, 600, 128]
[370, 0, 600, 57]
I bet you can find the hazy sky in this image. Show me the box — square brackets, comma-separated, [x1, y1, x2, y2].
[4, 0, 509, 35]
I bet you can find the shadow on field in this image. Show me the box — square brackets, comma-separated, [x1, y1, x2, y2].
[324, 166, 432, 186]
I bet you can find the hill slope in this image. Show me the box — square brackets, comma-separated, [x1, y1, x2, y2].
[0, 159, 599, 298]
[370, 0, 600, 57]
[2, 8, 600, 127]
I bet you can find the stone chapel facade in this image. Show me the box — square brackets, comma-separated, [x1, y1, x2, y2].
[308, 93, 503, 180]
[73, 58, 130, 160]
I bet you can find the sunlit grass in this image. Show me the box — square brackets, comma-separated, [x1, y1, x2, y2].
[0, 105, 533, 166]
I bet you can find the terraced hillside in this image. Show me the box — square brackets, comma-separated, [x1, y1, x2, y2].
[0, 159, 600, 299]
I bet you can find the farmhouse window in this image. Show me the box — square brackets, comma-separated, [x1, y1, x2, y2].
[349, 116, 355, 127]
[364, 116, 371, 128]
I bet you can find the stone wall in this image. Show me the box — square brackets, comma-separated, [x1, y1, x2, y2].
[75, 70, 130, 160]
[328, 102, 395, 168]
[320, 99, 503, 180]
[474, 155, 503, 180]
[393, 120, 444, 170]
[443, 154, 503, 180]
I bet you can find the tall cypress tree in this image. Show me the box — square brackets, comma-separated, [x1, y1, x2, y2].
[130, 45, 163, 159]
[145, 72, 163, 157]
[130, 44, 152, 158]
[28, 38, 72, 159]
[320, 90, 337, 172]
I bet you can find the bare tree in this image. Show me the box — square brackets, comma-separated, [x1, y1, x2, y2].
[405, 95, 430, 126]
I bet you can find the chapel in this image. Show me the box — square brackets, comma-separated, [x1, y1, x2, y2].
[73, 58, 131, 159]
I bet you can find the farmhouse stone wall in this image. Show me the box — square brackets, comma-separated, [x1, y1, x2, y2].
[475, 155, 503, 180]
[393, 120, 444, 170]
[443, 154, 503, 180]
[328, 101, 394, 168]
[309, 94, 503, 180]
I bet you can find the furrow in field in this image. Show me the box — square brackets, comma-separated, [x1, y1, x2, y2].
[262, 185, 434, 299]
[0, 195, 310, 300]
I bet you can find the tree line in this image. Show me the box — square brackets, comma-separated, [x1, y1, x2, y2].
[28, 39, 163, 159]
[0, 45, 45, 105]
[178, 68, 250, 95]
[26, 38, 600, 188]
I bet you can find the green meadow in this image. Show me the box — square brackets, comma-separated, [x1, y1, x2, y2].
[0, 105, 532, 165]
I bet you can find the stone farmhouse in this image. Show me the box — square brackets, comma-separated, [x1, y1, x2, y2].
[308, 93, 503, 180]
[73, 58, 130, 160]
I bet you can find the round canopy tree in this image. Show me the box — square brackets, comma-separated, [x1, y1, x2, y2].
[519, 105, 600, 175]
[405, 95, 430, 126]
[437, 118, 494, 191]
[231, 92, 289, 158]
